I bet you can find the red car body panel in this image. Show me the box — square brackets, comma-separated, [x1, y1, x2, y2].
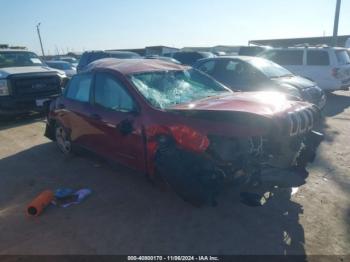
[169, 92, 311, 117]
[48, 58, 319, 178]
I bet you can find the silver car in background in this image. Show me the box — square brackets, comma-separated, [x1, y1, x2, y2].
[46, 60, 76, 77]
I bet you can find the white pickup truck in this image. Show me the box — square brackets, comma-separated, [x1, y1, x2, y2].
[259, 46, 350, 92]
[0, 49, 67, 117]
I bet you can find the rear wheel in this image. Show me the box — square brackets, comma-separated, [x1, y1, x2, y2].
[55, 123, 72, 155]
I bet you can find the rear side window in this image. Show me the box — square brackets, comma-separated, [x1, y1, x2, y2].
[65, 74, 93, 102]
[225, 60, 240, 71]
[262, 50, 303, 65]
[335, 50, 350, 65]
[197, 60, 216, 75]
[94, 72, 134, 112]
[306, 50, 330, 65]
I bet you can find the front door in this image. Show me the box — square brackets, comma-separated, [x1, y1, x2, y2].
[87, 71, 146, 171]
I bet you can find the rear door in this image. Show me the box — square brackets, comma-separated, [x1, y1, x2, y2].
[58, 73, 98, 149]
[334, 50, 350, 84]
[262, 49, 304, 76]
[87, 71, 146, 171]
[305, 50, 333, 89]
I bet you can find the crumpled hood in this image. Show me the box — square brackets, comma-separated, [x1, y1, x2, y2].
[169, 91, 311, 118]
[271, 75, 315, 90]
[0, 66, 64, 78]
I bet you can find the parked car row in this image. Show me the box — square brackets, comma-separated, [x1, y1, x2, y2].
[2, 44, 349, 121]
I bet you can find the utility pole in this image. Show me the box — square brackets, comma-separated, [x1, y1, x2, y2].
[332, 0, 341, 46]
[36, 22, 45, 58]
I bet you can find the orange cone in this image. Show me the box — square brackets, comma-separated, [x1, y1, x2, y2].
[27, 190, 54, 216]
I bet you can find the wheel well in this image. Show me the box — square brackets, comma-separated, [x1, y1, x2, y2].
[44, 119, 57, 141]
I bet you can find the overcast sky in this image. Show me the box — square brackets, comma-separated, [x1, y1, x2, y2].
[1, 0, 349, 54]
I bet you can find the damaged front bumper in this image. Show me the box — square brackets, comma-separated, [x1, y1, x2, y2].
[155, 130, 323, 207]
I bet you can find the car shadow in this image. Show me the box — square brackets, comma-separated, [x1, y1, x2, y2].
[323, 92, 350, 117]
[0, 142, 306, 256]
[0, 113, 45, 131]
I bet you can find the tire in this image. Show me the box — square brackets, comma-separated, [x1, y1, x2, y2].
[54, 122, 73, 156]
[155, 146, 224, 207]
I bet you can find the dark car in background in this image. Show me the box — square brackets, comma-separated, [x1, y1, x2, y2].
[45, 58, 322, 206]
[0, 49, 66, 117]
[167, 51, 215, 66]
[194, 56, 326, 109]
[77, 50, 141, 72]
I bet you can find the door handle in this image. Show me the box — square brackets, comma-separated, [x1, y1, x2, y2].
[89, 113, 101, 120]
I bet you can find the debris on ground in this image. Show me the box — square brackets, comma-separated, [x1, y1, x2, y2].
[27, 190, 54, 216]
[52, 188, 92, 208]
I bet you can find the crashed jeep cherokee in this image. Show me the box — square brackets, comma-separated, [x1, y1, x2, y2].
[45, 58, 323, 206]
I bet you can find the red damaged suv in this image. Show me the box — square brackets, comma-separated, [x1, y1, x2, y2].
[45, 58, 323, 206]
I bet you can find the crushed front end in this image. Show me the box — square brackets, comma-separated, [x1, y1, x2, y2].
[149, 101, 323, 206]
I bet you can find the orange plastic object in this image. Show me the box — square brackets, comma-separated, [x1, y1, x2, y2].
[27, 190, 54, 216]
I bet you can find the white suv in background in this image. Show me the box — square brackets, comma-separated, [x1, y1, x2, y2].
[259, 46, 350, 91]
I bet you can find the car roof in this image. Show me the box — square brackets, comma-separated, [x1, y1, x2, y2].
[85, 58, 190, 75]
[83, 50, 140, 55]
[46, 60, 70, 64]
[195, 55, 258, 64]
[262, 46, 347, 51]
[0, 49, 34, 53]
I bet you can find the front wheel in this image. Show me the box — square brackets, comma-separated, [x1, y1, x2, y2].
[155, 146, 224, 207]
[55, 123, 72, 155]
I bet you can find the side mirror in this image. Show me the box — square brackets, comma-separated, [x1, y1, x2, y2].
[117, 119, 134, 135]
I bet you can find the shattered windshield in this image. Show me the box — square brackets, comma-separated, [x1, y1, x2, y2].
[0, 51, 45, 68]
[129, 69, 230, 109]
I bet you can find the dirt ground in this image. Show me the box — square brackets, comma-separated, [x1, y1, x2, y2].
[0, 91, 349, 255]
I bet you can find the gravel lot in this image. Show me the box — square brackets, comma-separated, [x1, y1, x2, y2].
[0, 91, 349, 255]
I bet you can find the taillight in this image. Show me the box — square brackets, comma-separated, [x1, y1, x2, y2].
[331, 68, 339, 78]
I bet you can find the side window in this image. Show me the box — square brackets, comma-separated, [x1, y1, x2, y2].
[94, 72, 134, 112]
[306, 50, 330, 66]
[213, 60, 252, 89]
[65, 74, 92, 102]
[225, 60, 240, 71]
[266, 50, 303, 65]
[198, 60, 216, 75]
